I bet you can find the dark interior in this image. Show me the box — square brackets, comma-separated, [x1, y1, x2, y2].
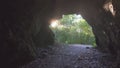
[0, 0, 120, 67]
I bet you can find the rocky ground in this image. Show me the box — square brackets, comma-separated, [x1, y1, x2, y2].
[22, 44, 118, 68]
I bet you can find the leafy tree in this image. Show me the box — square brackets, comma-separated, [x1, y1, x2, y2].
[50, 14, 96, 46]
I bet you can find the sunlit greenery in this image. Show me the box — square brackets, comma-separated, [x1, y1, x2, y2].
[50, 14, 96, 46]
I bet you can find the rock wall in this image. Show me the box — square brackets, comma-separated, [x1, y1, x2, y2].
[0, 0, 120, 67]
[0, 0, 55, 67]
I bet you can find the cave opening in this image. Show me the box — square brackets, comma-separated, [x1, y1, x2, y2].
[49, 14, 96, 47]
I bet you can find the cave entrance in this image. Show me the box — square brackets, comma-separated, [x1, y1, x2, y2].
[50, 14, 96, 47]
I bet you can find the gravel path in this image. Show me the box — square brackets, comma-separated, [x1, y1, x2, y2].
[22, 44, 118, 68]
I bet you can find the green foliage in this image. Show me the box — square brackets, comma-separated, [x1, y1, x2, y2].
[50, 14, 96, 46]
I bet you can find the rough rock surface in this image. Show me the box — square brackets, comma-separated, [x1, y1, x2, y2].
[0, 0, 55, 67]
[22, 44, 118, 68]
[1, 0, 120, 67]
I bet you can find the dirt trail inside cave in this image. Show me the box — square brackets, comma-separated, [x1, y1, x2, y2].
[23, 44, 117, 68]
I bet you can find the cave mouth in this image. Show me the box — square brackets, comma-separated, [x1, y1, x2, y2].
[49, 14, 96, 47]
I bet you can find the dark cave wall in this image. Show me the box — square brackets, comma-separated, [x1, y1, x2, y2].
[0, 0, 120, 67]
[0, 0, 55, 67]
[31, 0, 55, 47]
[112, 0, 120, 55]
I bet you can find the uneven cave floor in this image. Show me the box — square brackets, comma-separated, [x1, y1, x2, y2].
[22, 44, 118, 68]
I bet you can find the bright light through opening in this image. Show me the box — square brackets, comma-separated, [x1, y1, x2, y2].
[76, 14, 82, 18]
[50, 14, 96, 46]
[50, 20, 59, 28]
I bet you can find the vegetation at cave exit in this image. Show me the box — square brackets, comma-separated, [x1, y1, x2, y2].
[50, 14, 96, 46]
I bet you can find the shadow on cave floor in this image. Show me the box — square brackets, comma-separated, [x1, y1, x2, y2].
[22, 44, 118, 68]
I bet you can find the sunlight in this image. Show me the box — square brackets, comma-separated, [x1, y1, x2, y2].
[50, 20, 59, 28]
[76, 14, 82, 18]
[50, 14, 96, 46]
